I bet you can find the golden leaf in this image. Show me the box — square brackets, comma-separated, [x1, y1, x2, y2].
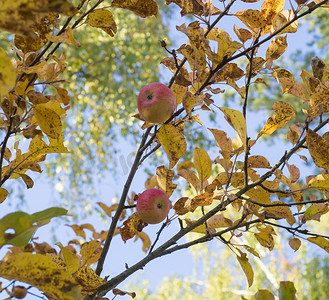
[156, 165, 177, 197]
[193, 148, 212, 183]
[248, 155, 271, 168]
[56, 243, 81, 274]
[306, 129, 329, 169]
[219, 107, 247, 149]
[46, 27, 80, 47]
[182, 92, 204, 113]
[171, 84, 188, 105]
[113, 288, 136, 298]
[186, 192, 213, 212]
[208, 128, 233, 153]
[272, 10, 298, 34]
[165, 0, 203, 16]
[135, 231, 151, 253]
[255, 231, 274, 250]
[261, 0, 285, 23]
[0, 253, 81, 300]
[235, 10, 267, 31]
[257, 101, 295, 138]
[97, 202, 119, 218]
[307, 236, 329, 253]
[255, 289, 275, 300]
[266, 36, 287, 60]
[236, 254, 254, 287]
[74, 266, 106, 294]
[273, 69, 295, 94]
[0, 48, 16, 97]
[233, 25, 253, 43]
[157, 124, 187, 169]
[85, 8, 117, 37]
[80, 240, 102, 266]
[111, 0, 158, 18]
[120, 213, 142, 242]
[307, 174, 329, 191]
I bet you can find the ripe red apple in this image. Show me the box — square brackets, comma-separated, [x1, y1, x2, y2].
[136, 189, 171, 224]
[137, 82, 176, 123]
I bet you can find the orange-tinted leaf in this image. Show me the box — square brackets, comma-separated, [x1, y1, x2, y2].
[97, 202, 119, 218]
[113, 288, 136, 298]
[257, 101, 295, 138]
[233, 25, 252, 43]
[306, 130, 329, 169]
[302, 202, 329, 222]
[186, 192, 213, 212]
[135, 231, 151, 253]
[173, 197, 190, 215]
[157, 124, 187, 169]
[0, 187, 8, 204]
[120, 213, 142, 242]
[248, 155, 271, 168]
[178, 168, 200, 192]
[208, 129, 232, 153]
[156, 165, 177, 197]
[165, 0, 203, 16]
[289, 237, 301, 251]
[85, 8, 117, 37]
[111, 0, 158, 18]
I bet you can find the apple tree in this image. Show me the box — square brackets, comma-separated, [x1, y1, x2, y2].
[1, 0, 329, 299]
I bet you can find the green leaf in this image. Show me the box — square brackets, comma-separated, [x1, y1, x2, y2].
[279, 281, 296, 300]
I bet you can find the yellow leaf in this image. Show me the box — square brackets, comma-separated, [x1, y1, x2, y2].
[185, 219, 215, 234]
[111, 0, 158, 18]
[135, 231, 151, 253]
[74, 266, 106, 294]
[46, 27, 80, 47]
[235, 10, 267, 31]
[307, 236, 329, 253]
[97, 202, 119, 218]
[236, 254, 254, 287]
[272, 10, 298, 34]
[261, 0, 285, 23]
[306, 130, 329, 169]
[273, 69, 295, 94]
[208, 128, 233, 153]
[219, 107, 247, 149]
[80, 240, 102, 266]
[85, 8, 117, 37]
[156, 165, 177, 197]
[307, 174, 329, 191]
[0, 252, 81, 300]
[186, 192, 213, 212]
[56, 243, 81, 273]
[193, 148, 212, 182]
[0, 48, 16, 97]
[302, 203, 329, 222]
[266, 35, 287, 60]
[171, 84, 187, 105]
[157, 124, 187, 169]
[182, 92, 203, 113]
[255, 232, 274, 250]
[33, 102, 64, 140]
[257, 101, 295, 138]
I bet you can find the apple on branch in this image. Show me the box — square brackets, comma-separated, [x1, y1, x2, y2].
[137, 83, 177, 124]
[136, 189, 172, 224]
